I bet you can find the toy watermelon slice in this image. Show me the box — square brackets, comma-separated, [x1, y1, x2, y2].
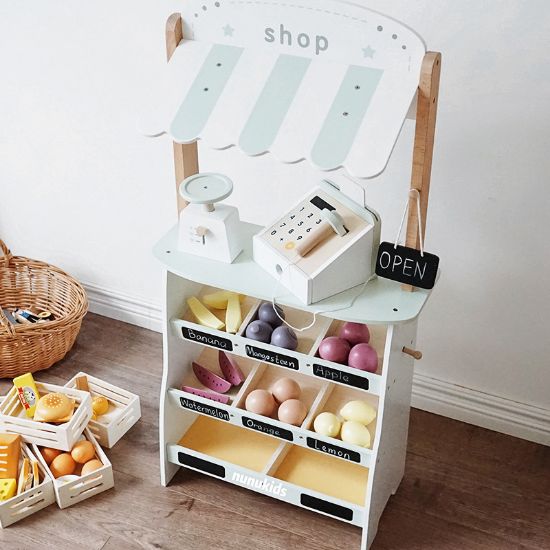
[218, 351, 245, 386]
[181, 386, 231, 404]
[192, 362, 232, 393]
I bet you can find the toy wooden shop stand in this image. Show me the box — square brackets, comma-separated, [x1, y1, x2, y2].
[142, 2, 440, 548]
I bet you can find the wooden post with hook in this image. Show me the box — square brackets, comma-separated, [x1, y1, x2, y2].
[403, 51, 441, 292]
[166, 13, 199, 214]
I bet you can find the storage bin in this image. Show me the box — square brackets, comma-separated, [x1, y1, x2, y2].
[0, 382, 92, 451]
[64, 372, 141, 448]
[0, 443, 55, 528]
[33, 427, 114, 509]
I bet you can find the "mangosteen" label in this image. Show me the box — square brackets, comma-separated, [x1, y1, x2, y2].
[181, 326, 233, 351]
[241, 416, 294, 441]
[306, 437, 361, 463]
[245, 345, 298, 370]
[179, 397, 230, 421]
[312, 364, 370, 390]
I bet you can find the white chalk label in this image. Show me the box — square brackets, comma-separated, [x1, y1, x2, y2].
[242, 416, 294, 441]
[312, 364, 370, 390]
[306, 437, 360, 463]
[182, 326, 233, 352]
[179, 397, 230, 422]
[376, 242, 439, 289]
[245, 345, 299, 370]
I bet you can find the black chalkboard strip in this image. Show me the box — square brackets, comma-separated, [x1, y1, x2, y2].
[178, 452, 225, 478]
[300, 494, 354, 521]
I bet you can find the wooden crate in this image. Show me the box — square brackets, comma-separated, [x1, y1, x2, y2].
[0, 382, 92, 451]
[33, 427, 114, 509]
[0, 444, 56, 528]
[64, 372, 141, 448]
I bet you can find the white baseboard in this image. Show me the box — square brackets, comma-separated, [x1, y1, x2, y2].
[84, 282, 162, 333]
[412, 373, 550, 446]
[85, 284, 550, 447]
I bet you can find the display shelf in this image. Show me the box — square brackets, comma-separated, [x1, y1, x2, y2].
[167, 415, 366, 525]
[172, 316, 384, 396]
[152, 1, 442, 547]
[169, 356, 375, 466]
[154, 224, 432, 325]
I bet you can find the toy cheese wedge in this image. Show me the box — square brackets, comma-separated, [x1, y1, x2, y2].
[0, 434, 21, 479]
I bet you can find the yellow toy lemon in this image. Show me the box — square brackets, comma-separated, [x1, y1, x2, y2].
[92, 396, 109, 416]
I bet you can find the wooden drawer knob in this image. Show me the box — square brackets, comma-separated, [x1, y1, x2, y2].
[402, 346, 422, 360]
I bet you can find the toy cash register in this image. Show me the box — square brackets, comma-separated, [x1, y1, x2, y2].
[253, 179, 380, 304]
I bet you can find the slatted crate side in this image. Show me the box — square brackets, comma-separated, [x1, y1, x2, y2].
[64, 372, 141, 448]
[33, 428, 114, 509]
[0, 444, 56, 528]
[0, 383, 92, 451]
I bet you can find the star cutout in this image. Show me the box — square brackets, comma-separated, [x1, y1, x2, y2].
[362, 45, 376, 58]
[222, 24, 234, 37]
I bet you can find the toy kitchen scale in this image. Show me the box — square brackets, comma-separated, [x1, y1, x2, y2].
[141, 1, 441, 548]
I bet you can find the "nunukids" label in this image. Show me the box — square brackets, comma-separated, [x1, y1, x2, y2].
[179, 397, 230, 421]
[181, 326, 233, 352]
[242, 416, 294, 441]
[306, 437, 360, 463]
[312, 364, 370, 390]
[245, 345, 298, 370]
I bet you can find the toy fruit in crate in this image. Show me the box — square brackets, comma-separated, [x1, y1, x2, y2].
[34, 428, 114, 509]
[0, 382, 92, 451]
[64, 372, 141, 449]
[0, 440, 55, 528]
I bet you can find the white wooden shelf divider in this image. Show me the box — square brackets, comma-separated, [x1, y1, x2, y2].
[169, 387, 374, 467]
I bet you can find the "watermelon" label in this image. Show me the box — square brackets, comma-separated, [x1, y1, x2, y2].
[179, 397, 230, 421]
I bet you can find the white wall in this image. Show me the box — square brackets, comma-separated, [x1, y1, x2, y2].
[1, 1, 549, 443]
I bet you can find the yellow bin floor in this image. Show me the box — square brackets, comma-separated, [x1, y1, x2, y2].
[178, 416, 280, 472]
[275, 446, 369, 506]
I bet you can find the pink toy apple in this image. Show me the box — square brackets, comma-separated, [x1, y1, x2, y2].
[339, 322, 370, 346]
[318, 337, 351, 364]
[348, 343, 378, 373]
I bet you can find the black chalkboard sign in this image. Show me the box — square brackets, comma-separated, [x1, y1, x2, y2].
[241, 416, 294, 441]
[181, 326, 233, 352]
[179, 397, 230, 422]
[306, 437, 361, 463]
[245, 345, 299, 370]
[300, 494, 353, 521]
[376, 241, 439, 289]
[312, 364, 370, 391]
[178, 453, 225, 478]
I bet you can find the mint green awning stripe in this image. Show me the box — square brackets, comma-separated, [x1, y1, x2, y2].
[311, 66, 383, 170]
[239, 54, 311, 156]
[170, 44, 243, 143]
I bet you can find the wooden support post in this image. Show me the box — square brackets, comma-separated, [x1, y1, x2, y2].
[166, 13, 199, 214]
[403, 51, 441, 292]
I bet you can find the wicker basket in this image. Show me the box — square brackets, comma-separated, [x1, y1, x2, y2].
[0, 239, 88, 378]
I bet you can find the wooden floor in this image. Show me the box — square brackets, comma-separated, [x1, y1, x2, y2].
[1, 314, 549, 550]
